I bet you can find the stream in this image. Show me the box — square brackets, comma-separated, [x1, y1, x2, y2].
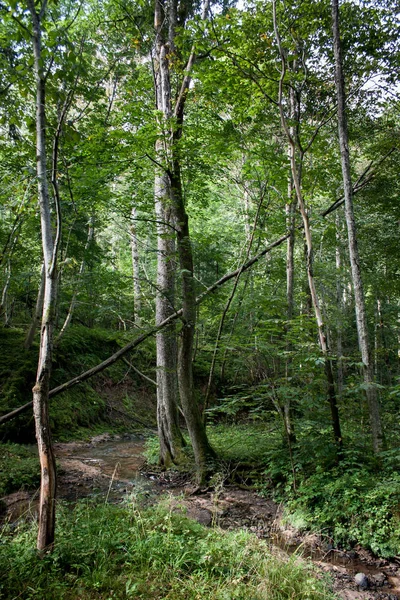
[2, 434, 400, 600]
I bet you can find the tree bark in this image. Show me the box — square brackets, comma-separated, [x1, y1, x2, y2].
[130, 205, 142, 325]
[0, 258, 12, 326]
[335, 214, 344, 396]
[153, 0, 215, 481]
[154, 0, 184, 467]
[284, 81, 297, 445]
[331, 0, 383, 452]
[154, 167, 184, 466]
[28, 0, 58, 553]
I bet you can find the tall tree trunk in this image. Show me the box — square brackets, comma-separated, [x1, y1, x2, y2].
[154, 166, 184, 466]
[25, 263, 45, 350]
[28, 0, 58, 553]
[332, 0, 383, 452]
[284, 82, 297, 445]
[154, 2, 184, 466]
[0, 258, 12, 326]
[170, 165, 215, 479]
[130, 205, 142, 325]
[336, 214, 344, 396]
[0, 226, 20, 326]
[273, 0, 342, 450]
[154, 0, 214, 481]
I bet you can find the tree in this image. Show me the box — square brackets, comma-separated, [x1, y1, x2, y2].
[153, 0, 215, 480]
[27, 0, 59, 552]
[331, 0, 383, 452]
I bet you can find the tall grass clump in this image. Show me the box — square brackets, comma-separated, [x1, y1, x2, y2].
[0, 499, 335, 600]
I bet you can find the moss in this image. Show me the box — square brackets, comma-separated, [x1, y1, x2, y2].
[0, 325, 157, 442]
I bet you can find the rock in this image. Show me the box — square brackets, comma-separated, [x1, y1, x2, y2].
[355, 572, 368, 589]
[372, 573, 387, 587]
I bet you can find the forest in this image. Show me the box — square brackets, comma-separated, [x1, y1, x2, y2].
[0, 0, 400, 597]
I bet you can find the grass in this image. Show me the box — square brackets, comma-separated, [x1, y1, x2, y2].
[0, 443, 40, 497]
[0, 499, 336, 600]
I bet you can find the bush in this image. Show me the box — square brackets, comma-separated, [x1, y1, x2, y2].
[285, 467, 400, 557]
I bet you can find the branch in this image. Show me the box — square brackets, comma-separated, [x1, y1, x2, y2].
[122, 357, 157, 386]
[0, 234, 289, 425]
[173, 0, 210, 120]
[321, 147, 397, 217]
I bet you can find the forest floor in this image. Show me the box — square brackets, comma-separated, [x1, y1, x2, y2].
[2, 433, 400, 600]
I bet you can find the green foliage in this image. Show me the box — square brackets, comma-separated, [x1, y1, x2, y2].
[208, 424, 400, 558]
[285, 467, 400, 558]
[0, 500, 335, 600]
[0, 443, 40, 496]
[208, 423, 278, 463]
[0, 328, 38, 412]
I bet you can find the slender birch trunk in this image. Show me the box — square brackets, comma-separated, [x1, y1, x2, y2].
[335, 214, 344, 396]
[28, 0, 58, 553]
[332, 0, 383, 452]
[284, 82, 297, 445]
[130, 206, 142, 325]
[0, 258, 12, 326]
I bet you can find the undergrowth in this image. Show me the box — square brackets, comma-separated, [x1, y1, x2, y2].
[207, 423, 400, 558]
[0, 443, 40, 497]
[0, 500, 335, 600]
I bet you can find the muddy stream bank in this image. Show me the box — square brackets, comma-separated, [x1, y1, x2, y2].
[2, 434, 400, 600]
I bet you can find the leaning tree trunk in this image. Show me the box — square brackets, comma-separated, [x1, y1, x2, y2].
[28, 0, 58, 553]
[332, 0, 383, 452]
